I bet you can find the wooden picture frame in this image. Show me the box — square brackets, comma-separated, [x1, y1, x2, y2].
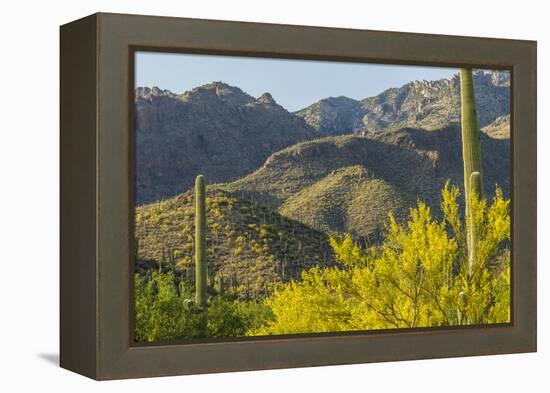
[60, 12, 537, 380]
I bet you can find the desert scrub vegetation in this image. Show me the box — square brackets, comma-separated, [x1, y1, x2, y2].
[135, 183, 510, 341]
[279, 165, 410, 242]
[134, 271, 273, 342]
[253, 183, 510, 335]
[135, 189, 333, 299]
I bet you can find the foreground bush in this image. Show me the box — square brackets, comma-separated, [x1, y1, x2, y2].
[135, 271, 272, 342]
[253, 183, 510, 335]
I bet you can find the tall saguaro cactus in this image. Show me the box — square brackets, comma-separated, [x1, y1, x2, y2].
[460, 68, 484, 274]
[194, 175, 208, 336]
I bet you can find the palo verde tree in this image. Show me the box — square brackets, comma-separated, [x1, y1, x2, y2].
[252, 184, 510, 335]
[460, 68, 483, 274]
[195, 174, 208, 337]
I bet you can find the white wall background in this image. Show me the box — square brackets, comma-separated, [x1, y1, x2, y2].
[0, 0, 546, 390]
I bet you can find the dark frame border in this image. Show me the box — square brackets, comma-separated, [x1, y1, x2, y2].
[60, 12, 536, 380]
[127, 46, 514, 347]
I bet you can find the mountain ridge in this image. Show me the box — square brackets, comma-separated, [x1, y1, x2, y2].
[295, 70, 510, 135]
[135, 70, 510, 205]
[216, 125, 510, 241]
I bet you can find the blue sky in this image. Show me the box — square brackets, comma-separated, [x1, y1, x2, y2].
[136, 51, 458, 112]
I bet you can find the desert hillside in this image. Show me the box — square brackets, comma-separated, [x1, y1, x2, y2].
[217, 125, 509, 240]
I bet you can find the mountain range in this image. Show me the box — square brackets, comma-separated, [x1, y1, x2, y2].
[295, 70, 510, 135]
[134, 70, 510, 205]
[135, 83, 316, 204]
[135, 70, 510, 292]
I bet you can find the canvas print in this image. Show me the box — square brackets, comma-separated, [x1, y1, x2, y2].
[133, 52, 511, 343]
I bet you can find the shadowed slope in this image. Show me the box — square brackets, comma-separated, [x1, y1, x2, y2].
[218, 124, 509, 239]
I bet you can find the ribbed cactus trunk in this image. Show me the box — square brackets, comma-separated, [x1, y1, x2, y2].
[194, 175, 208, 336]
[460, 68, 484, 275]
[468, 172, 482, 274]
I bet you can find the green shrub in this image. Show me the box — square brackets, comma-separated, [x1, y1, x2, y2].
[134, 271, 201, 342]
[135, 272, 274, 342]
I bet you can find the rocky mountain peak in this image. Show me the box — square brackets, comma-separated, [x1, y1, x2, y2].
[471, 70, 511, 87]
[294, 96, 363, 136]
[408, 77, 455, 94]
[135, 86, 177, 100]
[180, 81, 255, 106]
[490, 71, 511, 87]
[325, 96, 359, 104]
[256, 92, 277, 106]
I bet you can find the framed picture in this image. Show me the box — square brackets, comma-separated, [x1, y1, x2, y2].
[60, 12, 537, 380]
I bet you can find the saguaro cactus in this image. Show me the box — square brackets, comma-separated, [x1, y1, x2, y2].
[460, 68, 484, 274]
[468, 172, 482, 274]
[194, 175, 208, 336]
[195, 175, 207, 306]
